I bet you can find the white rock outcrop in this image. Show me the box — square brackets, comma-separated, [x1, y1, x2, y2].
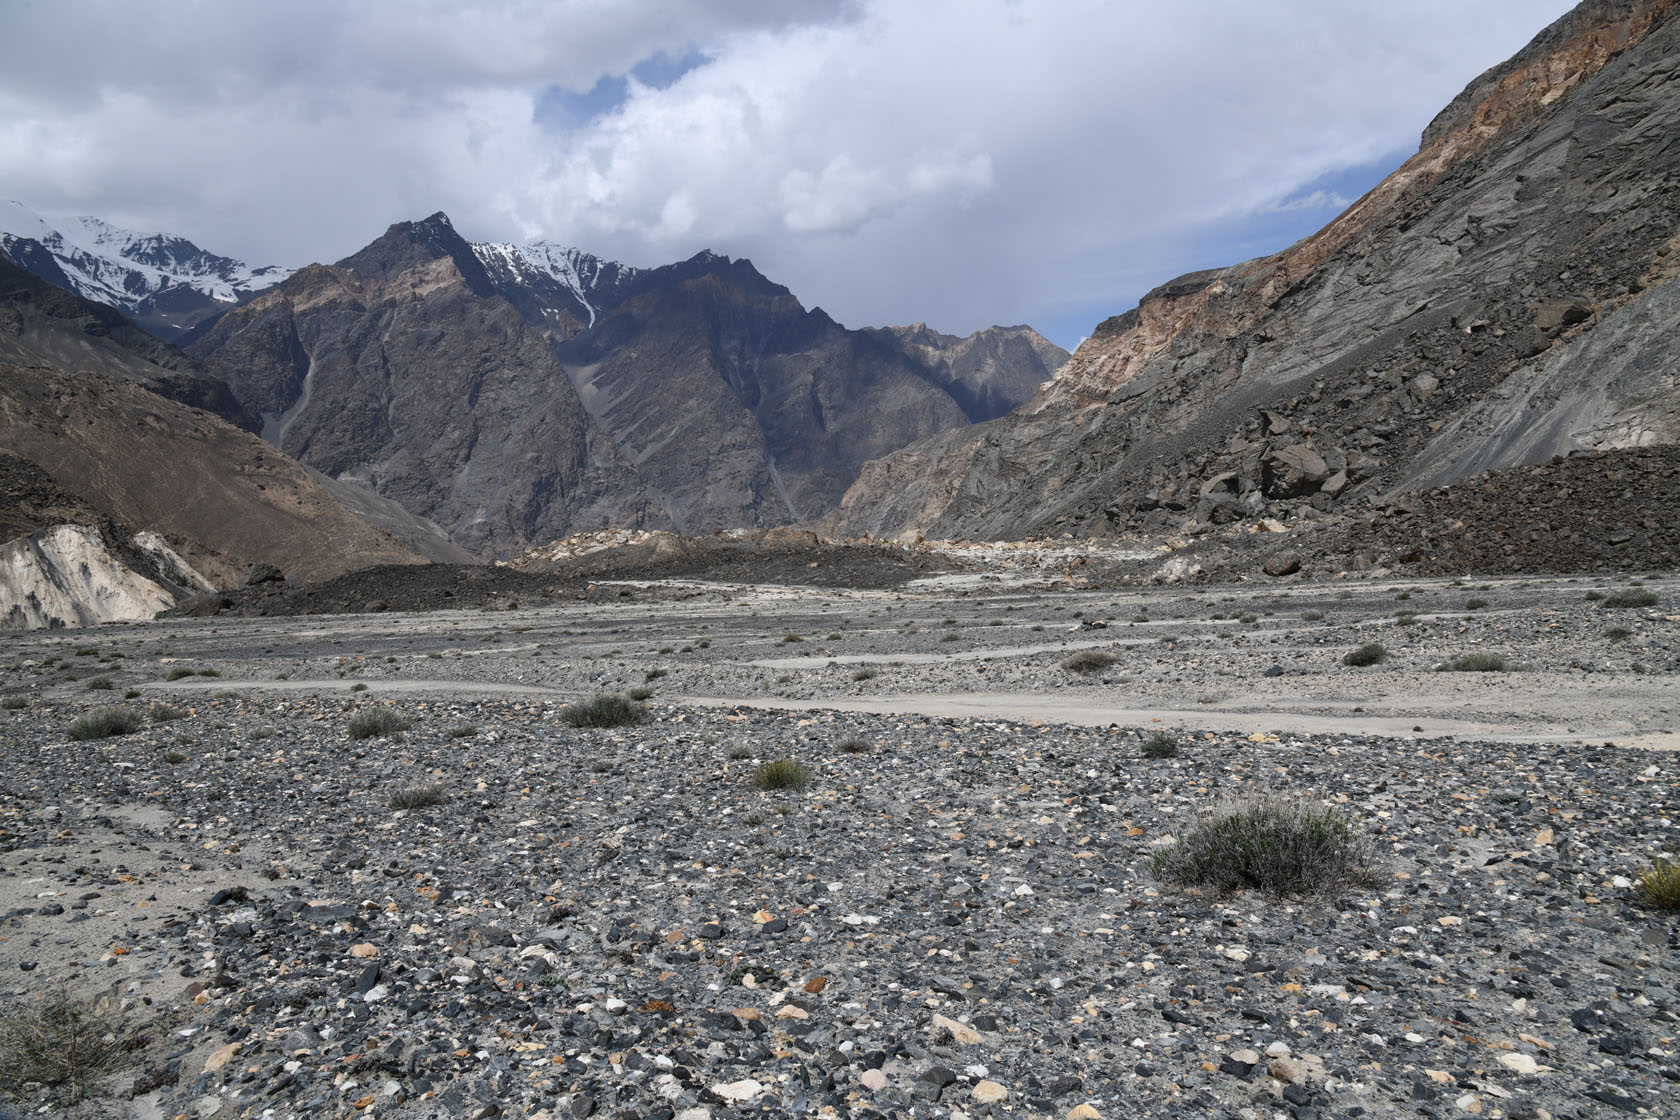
[0, 523, 207, 630]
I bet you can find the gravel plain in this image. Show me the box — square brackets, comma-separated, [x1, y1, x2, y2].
[2, 566, 1678, 1119]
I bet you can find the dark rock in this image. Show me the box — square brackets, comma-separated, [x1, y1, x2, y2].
[1263, 550, 1303, 576]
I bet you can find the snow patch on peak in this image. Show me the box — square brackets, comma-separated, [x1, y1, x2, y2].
[471, 239, 636, 328]
[0, 199, 293, 309]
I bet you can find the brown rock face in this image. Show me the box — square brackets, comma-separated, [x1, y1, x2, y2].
[0, 362, 426, 587]
[828, 0, 1680, 542]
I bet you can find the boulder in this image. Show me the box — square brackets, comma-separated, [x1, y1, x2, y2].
[1263, 550, 1303, 576]
[1535, 298, 1593, 333]
[240, 562, 285, 587]
[1262, 445, 1330, 498]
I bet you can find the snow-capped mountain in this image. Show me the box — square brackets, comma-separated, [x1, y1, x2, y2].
[471, 239, 641, 337]
[0, 200, 292, 340]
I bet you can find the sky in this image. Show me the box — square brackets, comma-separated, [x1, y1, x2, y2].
[0, 0, 1576, 350]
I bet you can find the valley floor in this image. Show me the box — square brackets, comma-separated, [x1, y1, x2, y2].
[1, 570, 1677, 1118]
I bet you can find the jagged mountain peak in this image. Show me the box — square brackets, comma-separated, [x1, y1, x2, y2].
[0, 199, 293, 340]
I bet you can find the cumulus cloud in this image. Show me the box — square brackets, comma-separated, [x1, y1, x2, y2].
[0, 0, 1574, 345]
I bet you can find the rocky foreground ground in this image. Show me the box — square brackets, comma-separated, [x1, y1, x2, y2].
[2, 571, 1677, 1119]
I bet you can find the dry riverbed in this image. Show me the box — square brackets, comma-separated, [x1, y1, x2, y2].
[2, 570, 1677, 1118]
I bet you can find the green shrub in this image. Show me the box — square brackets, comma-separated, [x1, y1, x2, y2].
[1602, 589, 1659, 609]
[347, 707, 412, 739]
[561, 693, 649, 729]
[1343, 642, 1387, 667]
[628, 686, 655, 701]
[752, 758, 811, 791]
[148, 702, 184, 722]
[349, 682, 368, 693]
[838, 736, 872, 754]
[2, 695, 27, 710]
[727, 744, 754, 760]
[1062, 649, 1118, 675]
[1301, 609, 1325, 621]
[1635, 858, 1680, 911]
[447, 724, 478, 738]
[1141, 732, 1179, 759]
[85, 677, 113, 691]
[1464, 598, 1488, 611]
[851, 667, 877, 682]
[389, 783, 447, 810]
[1584, 590, 1604, 601]
[1151, 799, 1380, 896]
[0, 990, 130, 1103]
[1603, 625, 1634, 641]
[1438, 652, 1507, 672]
[644, 668, 667, 681]
[163, 750, 188, 764]
[780, 634, 804, 644]
[164, 666, 193, 681]
[68, 707, 141, 741]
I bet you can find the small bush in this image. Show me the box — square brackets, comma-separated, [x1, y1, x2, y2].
[1603, 625, 1634, 641]
[628, 686, 655, 701]
[85, 677, 114, 691]
[1151, 799, 1380, 896]
[1300, 609, 1325, 621]
[198, 668, 220, 678]
[123, 689, 141, 699]
[148, 702, 185, 722]
[1584, 590, 1604, 601]
[349, 682, 368, 693]
[1464, 598, 1488, 611]
[0, 989, 129, 1103]
[164, 666, 193, 681]
[389, 783, 447, 810]
[838, 736, 872, 754]
[68, 707, 141, 741]
[1141, 733, 1179, 759]
[780, 634, 804, 644]
[644, 668, 667, 682]
[727, 744, 754, 760]
[752, 758, 811, 791]
[1062, 649, 1118, 675]
[2, 695, 27, 710]
[1635, 858, 1680, 911]
[562, 693, 650, 729]
[1602, 589, 1659, 609]
[1343, 642, 1387, 667]
[249, 727, 274, 741]
[163, 750, 188, 764]
[347, 707, 412, 740]
[851, 667, 877, 682]
[1438, 652, 1507, 672]
[447, 724, 478, 738]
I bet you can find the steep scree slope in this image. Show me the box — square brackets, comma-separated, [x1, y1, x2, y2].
[828, 0, 1680, 542]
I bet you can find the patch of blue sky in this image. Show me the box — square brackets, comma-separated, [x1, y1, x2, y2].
[1033, 149, 1411, 350]
[534, 49, 709, 132]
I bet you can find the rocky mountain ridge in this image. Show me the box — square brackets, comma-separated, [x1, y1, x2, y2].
[0, 200, 292, 341]
[188, 213, 1066, 556]
[826, 0, 1680, 543]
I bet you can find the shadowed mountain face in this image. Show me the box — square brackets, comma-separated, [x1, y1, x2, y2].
[0, 251, 258, 430]
[0, 259, 468, 614]
[827, 0, 1680, 541]
[188, 215, 1059, 555]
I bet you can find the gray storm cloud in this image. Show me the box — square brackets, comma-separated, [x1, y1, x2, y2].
[0, 0, 1572, 345]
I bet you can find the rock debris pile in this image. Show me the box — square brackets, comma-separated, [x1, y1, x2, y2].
[3, 692, 1677, 1118]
